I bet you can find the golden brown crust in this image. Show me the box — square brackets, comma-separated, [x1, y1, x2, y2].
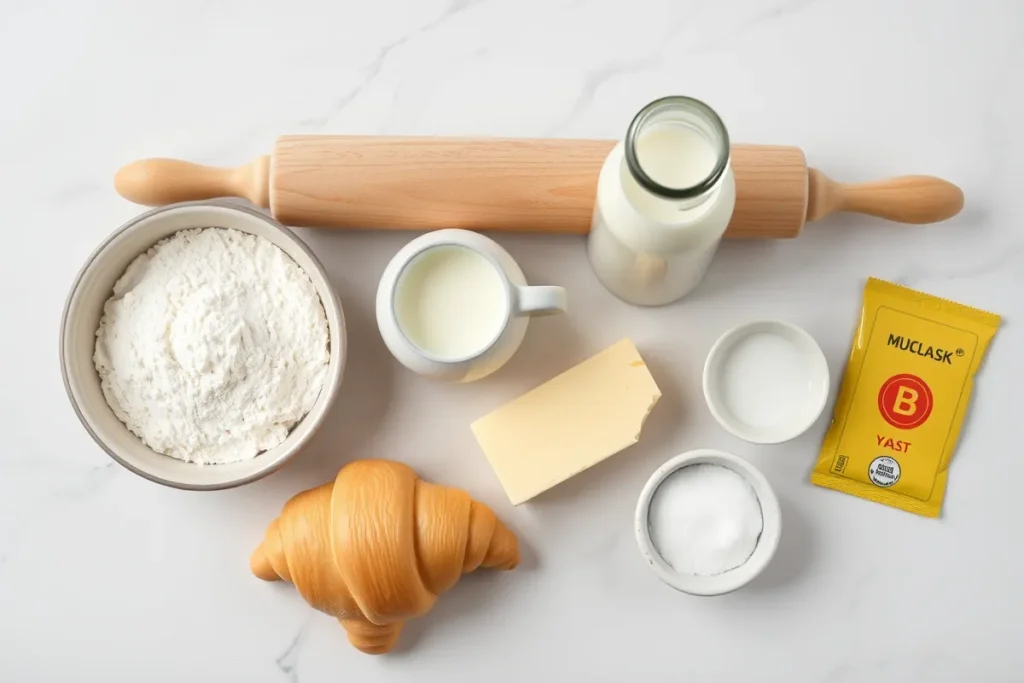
[250, 459, 520, 654]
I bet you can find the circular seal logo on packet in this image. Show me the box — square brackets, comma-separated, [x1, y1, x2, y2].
[868, 456, 901, 487]
[878, 373, 933, 429]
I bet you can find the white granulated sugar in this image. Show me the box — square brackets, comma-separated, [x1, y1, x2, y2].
[648, 464, 763, 576]
[94, 227, 330, 464]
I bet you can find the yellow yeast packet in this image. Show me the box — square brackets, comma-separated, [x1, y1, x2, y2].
[811, 278, 1000, 517]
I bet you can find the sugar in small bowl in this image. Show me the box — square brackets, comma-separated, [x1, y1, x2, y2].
[635, 449, 781, 595]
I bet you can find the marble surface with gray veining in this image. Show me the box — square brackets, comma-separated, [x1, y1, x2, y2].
[2, 0, 1022, 680]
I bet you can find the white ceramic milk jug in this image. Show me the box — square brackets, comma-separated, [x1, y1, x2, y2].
[376, 229, 568, 382]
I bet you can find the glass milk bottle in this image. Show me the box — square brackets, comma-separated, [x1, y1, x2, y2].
[588, 96, 736, 306]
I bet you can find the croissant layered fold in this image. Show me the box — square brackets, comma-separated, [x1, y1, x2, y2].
[251, 460, 520, 654]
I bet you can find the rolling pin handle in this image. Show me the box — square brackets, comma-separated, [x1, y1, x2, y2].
[806, 168, 964, 225]
[113, 156, 271, 208]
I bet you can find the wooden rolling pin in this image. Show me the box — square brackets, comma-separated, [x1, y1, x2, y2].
[114, 136, 963, 238]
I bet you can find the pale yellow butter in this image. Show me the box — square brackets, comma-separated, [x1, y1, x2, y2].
[471, 339, 661, 505]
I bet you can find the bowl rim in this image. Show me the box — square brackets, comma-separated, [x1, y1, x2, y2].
[634, 448, 782, 596]
[59, 199, 346, 490]
[702, 319, 830, 444]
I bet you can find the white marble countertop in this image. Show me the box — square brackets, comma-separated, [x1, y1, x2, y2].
[3, 0, 1022, 680]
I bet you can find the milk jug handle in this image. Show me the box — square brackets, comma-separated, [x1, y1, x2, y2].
[513, 285, 568, 317]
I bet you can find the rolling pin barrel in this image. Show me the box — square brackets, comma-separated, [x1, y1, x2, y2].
[269, 136, 611, 234]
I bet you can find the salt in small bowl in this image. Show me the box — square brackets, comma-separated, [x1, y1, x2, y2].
[634, 449, 782, 596]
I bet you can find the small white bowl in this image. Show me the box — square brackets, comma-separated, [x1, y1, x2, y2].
[703, 320, 829, 444]
[635, 449, 781, 596]
[60, 201, 346, 490]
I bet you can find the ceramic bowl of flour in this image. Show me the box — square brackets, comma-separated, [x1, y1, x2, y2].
[60, 201, 346, 490]
[635, 449, 781, 596]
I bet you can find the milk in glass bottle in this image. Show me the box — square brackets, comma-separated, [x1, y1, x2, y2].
[588, 96, 736, 306]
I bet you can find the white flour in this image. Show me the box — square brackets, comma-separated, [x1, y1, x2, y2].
[94, 228, 330, 464]
[648, 464, 763, 576]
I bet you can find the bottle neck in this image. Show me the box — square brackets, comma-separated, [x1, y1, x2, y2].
[618, 153, 726, 226]
[623, 96, 730, 207]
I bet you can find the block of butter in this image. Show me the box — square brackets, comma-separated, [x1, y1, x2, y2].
[471, 339, 661, 505]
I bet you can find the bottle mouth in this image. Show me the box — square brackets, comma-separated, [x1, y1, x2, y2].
[623, 96, 731, 201]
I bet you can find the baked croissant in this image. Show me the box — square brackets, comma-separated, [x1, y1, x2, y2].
[250, 459, 520, 654]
